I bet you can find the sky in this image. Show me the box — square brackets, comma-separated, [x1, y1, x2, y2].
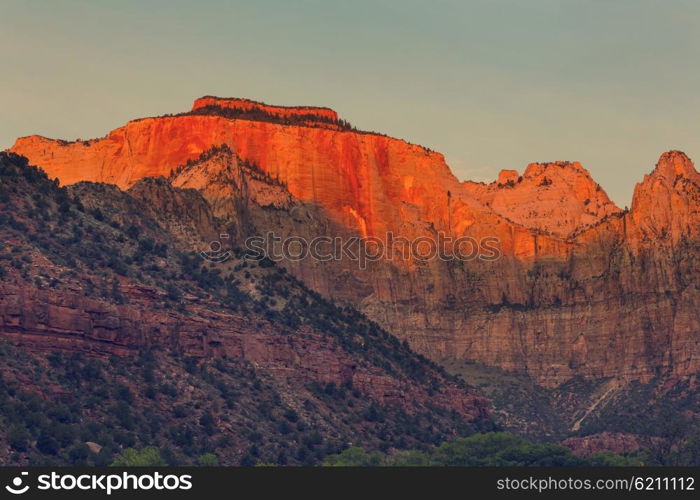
[2, 0, 699, 206]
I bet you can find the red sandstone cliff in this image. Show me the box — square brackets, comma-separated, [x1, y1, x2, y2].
[8, 98, 700, 386]
[628, 150, 700, 247]
[463, 161, 622, 238]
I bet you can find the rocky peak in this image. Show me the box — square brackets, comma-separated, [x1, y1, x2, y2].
[497, 169, 519, 185]
[523, 160, 586, 178]
[629, 151, 700, 244]
[464, 160, 621, 238]
[126, 176, 220, 245]
[651, 150, 698, 181]
[169, 144, 293, 226]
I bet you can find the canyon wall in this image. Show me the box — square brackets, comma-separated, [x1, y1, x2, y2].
[9, 98, 700, 386]
[0, 280, 487, 417]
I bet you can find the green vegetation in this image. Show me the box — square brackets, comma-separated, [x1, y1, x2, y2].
[0, 342, 483, 466]
[577, 378, 700, 439]
[111, 447, 167, 467]
[323, 433, 642, 466]
[442, 359, 574, 440]
[444, 359, 700, 465]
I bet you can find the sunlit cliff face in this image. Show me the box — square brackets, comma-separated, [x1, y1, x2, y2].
[9, 97, 602, 255]
[8, 98, 700, 385]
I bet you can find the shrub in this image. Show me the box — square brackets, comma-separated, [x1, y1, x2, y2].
[197, 453, 219, 466]
[111, 447, 167, 466]
[36, 432, 60, 455]
[324, 447, 384, 466]
[7, 425, 30, 452]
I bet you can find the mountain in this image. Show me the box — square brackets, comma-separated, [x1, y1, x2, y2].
[6, 97, 700, 457]
[0, 152, 490, 465]
[11, 97, 700, 388]
[629, 150, 700, 247]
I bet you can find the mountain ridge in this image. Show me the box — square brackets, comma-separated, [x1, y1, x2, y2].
[0, 151, 492, 465]
[7, 97, 700, 388]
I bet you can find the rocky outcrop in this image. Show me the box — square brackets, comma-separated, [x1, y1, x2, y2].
[628, 150, 700, 248]
[563, 432, 661, 457]
[8, 98, 700, 387]
[463, 161, 622, 238]
[169, 146, 293, 211]
[0, 272, 487, 420]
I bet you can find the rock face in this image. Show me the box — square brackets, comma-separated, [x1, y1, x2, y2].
[464, 161, 622, 238]
[9, 107, 563, 257]
[629, 150, 700, 247]
[0, 152, 489, 424]
[0, 281, 486, 417]
[8, 98, 700, 387]
[563, 432, 660, 457]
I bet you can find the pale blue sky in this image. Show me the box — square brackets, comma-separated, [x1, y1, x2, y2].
[2, 0, 699, 205]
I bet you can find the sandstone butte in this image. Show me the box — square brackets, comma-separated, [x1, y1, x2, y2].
[9, 97, 700, 386]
